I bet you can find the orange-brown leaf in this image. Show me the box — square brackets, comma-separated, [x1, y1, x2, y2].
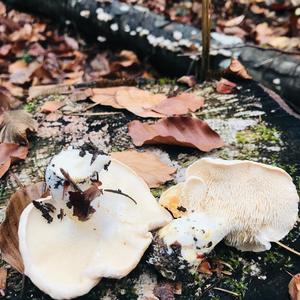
[0, 182, 48, 273]
[225, 58, 252, 80]
[40, 100, 65, 113]
[111, 150, 176, 188]
[216, 78, 237, 94]
[128, 116, 224, 152]
[153, 93, 204, 116]
[289, 273, 300, 300]
[0, 268, 7, 297]
[0, 143, 28, 178]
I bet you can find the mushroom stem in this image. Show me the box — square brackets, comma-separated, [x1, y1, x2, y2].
[275, 241, 300, 257]
[60, 168, 83, 192]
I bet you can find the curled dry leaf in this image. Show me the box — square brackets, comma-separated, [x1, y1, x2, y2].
[216, 78, 237, 94]
[152, 93, 204, 116]
[225, 58, 252, 80]
[0, 86, 22, 112]
[153, 282, 175, 300]
[0, 268, 7, 297]
[177, 75, 197, 87]
[111, 150, 176, 188]
[0, 143, 28, 178]
[40, 100, 65, 113]
[91, 86, 204, 118]
[0, 182, 48, 273]
[128, 116, 224, 152]
[289, 273, 300, 300]
[117, 50, 139, 67]
[9, 60, 42, 85]
[0, 110, 37, 144]
[224, 15, 245, 27]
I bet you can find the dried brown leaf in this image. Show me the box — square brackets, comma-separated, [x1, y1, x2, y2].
[216, 78, 237, 94]
[0, 143, 28, 178]
[91, 87, 124, 109]
[224, 15, 245, 27]
[117, 50, 139, 67]
[128, 116, 224, 152]
[0, 110, 37, 144]
[289, 273, 300, 300]
[115, 87, 165, 118]
[0, 86, 22, 112]
[177, 75, 197, 87]
[153, 282, 175, 300]
[152, 93, 204, 116]
[0, 182, 48, 273]
[40, 100, 65, 113]
[9, 60, 42, 85]
[0, 268, 7, 297]
[111, 150, 176, 188]
[225, 58, 252, 80]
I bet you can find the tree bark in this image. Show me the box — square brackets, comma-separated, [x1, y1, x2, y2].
[3, 0, 300, 110]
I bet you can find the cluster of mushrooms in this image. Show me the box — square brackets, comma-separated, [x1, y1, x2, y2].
[17, 147, 299, 299]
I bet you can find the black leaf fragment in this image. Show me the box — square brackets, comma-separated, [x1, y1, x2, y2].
[32, 200, 56, 224]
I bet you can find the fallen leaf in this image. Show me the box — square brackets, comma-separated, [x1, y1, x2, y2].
[117, 50, 139, 67]
[0, 268, 7, 297]
[198, 260, 213, 275]
[224, 15, 245, 27]
[177, 75, 197, 87]
[0, 143, 28, 178]
[153, 282, 175, 300]
[0, 86, 22, 112]
[152, 93, 204, 116]
[225, 58, 252, 80]
[289, 273, 300, 300]
[9, 60, 42, 85]
[90, 53, 111, 76]
[111, 150, 176, 188]
[91, 87, 124, 109]
[0, 110, 37, 144]
[115, 87, 165, 118]
[0, 182, 48, 273]
[40, 100, 65, 113]
[216, 78, 237, 94]
[128, 116, 224, 152]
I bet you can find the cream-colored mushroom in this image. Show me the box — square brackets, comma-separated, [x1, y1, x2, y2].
[153, 158, 299, 274]
[18, 147, 171, 300]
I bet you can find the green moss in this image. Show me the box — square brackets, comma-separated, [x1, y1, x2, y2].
[22, 53, 34, 64]
[236, 123, 280, 145]
[221, 277, 248, 298]
[263, 251, 285, 264]
[24, 101, 38, 113]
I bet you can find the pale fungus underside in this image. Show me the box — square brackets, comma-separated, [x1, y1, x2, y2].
[1, 81, 300, 299]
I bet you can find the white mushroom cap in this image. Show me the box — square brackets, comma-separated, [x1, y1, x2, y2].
[18, 148, 171, 300]
[159, 158, 299, 252]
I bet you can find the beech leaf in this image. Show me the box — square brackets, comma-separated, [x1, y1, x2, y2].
[152, 93, 204, 116]
[91, 87, 204, 118]
[128, 116, 224, 152]
[216, 78, 237, 94]
[0, 143, 28, 178]
[289, 273, 300, 300]
[111, 150, 176, 188]
[0, 110, 37, 144]
[40, 100, 65, 113]
[0, 182, 48, 273]
[225, 58, 252, 80]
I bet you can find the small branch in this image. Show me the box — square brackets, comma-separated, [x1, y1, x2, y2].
[200, 0, 211, 81]
[103, 189, 137, 204]
[60, 168, 83, 192]
[213, 287, 240, 297]
[275, 241, 300, 257]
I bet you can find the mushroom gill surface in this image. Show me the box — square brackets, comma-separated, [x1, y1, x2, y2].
[152, 158, 299, 277]
[18, 147, 171, 300]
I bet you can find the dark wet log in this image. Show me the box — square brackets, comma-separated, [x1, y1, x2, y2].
[3, 0, 300, 109]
